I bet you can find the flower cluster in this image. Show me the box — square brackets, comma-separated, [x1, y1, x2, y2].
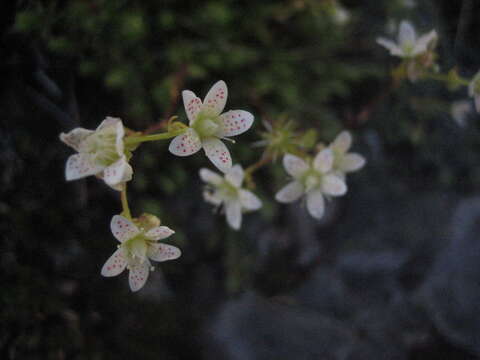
[59, 80, 366, 291]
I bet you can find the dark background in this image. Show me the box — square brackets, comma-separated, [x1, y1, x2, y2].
[1, 0, 480, 359]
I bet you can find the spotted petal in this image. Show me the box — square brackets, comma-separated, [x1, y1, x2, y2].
[103, 156, 133, 190]
[225, 200, 242, 230]
[145, 226, 175, 241]
[225, 164, 244, 188]
[313, 148, 334, 173]
[275, 181, 304, 203]
[59, 128, 94, 151]
[65, 153, 103, 180]
[283, 154, 308, 178]
[202, 137, 232, 173]
[217, 110, 254, 137]
[338, 153, 366, 173]
[199, 168, 223, 185]
[129, 261, 150, 292]
[306, 190, 325, 220]
[239, 189, 262, 211]
[322, 174, 347, 196]
[101, 248, 127, 277]
[168, 128, 202, 156]
[331, 131, 352, 154]
[147, 243, 181, 262]
[182, 90, 203, 125]
[202, 80, 228, 116]
[110, 215, 140, 243]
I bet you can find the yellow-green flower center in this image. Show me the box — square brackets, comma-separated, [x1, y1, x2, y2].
[80, 126, 121, 166]
[121, 233, 150, 264]
[192, 111, 221, 139]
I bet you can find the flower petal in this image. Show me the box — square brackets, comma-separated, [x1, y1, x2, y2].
[114, 121, 125, 156]
[96, 116, 121, 131]
[306, 190, 325, 219]
[101, 248, 127, 277]
[203, 190, 223, 206]
[376, 37, 404, 57]
[313, 148, 334, 173]
[331, 131, 352, 153]
[225, 164, 244, 188]
[217, 110, 254, 137]
[59, 128, 94, 151]
[275, 181, 304, 203]
[398, 20, 416, 46]
[413, 30, 437, 56]
[239, 189, 262, 211]
[103, 156, 133, 190]
[202, 137, 232, 173]
[283, 154, 309, 178]
[147, 243, 181, 262]
[199, 168, 223, 186]
[168, 128, 202, 156]
[111, 215, 140, 242]
[338, 153, 366, 172]
[65, 153, 103, 180]
[202, 80, 228, 116]
[182, 90, 203, 125]
[129, 261, 150, 292]
[145, 226, 175, 241]
[322, 174, 347, 196]
[225, 200, 242, 230]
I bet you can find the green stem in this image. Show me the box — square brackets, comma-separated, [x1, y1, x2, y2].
[121, 187, 132, 220]
[125, 129, 186, 145]
[424, 72, 470, 86]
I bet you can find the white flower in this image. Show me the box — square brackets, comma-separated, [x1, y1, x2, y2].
[332, 1, 350, 26]
[376, 20, 437, 59]
[329, 131, 366, 176]
[59, 117, 133, 191]
[169, 81, 254, 173]
[468, 71, 480, 113]
[101, 215, 181, 292]
[275, 150, 347, 220]
[200, 164, 262, 230]
[451, 100, 473, 127]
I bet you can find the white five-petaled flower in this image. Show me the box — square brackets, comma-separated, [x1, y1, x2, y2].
[275, 150, 347, 220]
[200, 165, 262, 230]
[60, 117, 133, 191]
[169, 81, 254, 173]
[468, 71, 480, 113]
[376, 20, 437, 59]
[101, 215, 181, 292]
[329, 131, 366, 177]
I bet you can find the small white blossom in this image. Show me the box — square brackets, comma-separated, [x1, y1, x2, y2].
[332, 1, 350, 26]
[468, 71, 480, 113]
[377, 20, 437, 59]
[59, 117, 133, 191]
[169, 81, 254, 173]
[200, 165, 262, 230]
[329, 131, 366, 177]
[101, 215, 181, 292]
[451, 100, 473, 127]
[275, 150, 347, 220]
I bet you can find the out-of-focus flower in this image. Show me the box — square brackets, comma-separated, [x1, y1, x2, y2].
[169, 81, 254, 173]
[331, 1, 350, 26]
[275, 150, 347, 220]
[200, 165, 262, 230]
[377, 20, 437, 59]
[451, 100, 473, 127]
[101, 215, 180, 292]
[60, 117, 133, 191]
[468, 71, 480, 112]
[329, 131, 366, 176]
